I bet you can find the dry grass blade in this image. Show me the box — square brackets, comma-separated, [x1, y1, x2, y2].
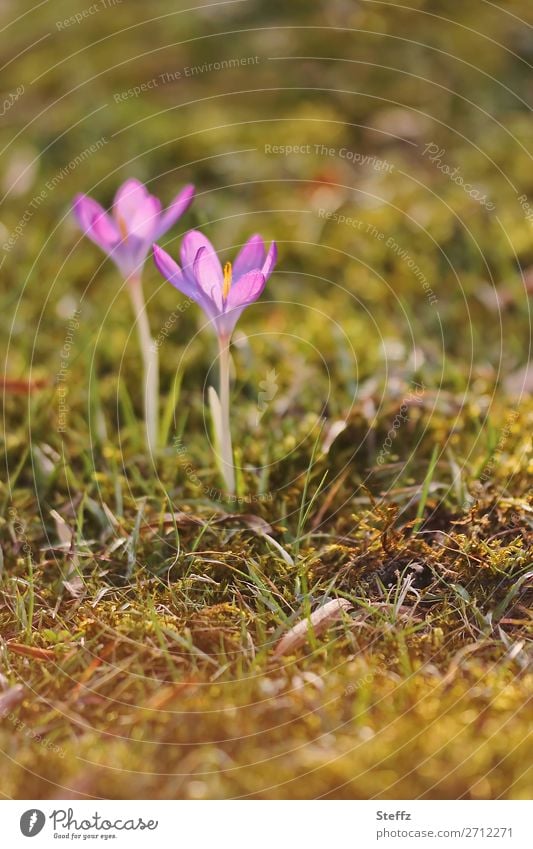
[6, 642, 56, 660]
[274, 598, 353, 657]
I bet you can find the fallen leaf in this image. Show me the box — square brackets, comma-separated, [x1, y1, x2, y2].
[274, 598, 353, 657]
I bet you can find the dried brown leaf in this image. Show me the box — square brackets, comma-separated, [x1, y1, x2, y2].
[274, 599, 353, 657]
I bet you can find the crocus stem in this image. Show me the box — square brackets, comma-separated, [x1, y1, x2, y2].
[128, 273, 158, 454]
[217, 334, 235, 494]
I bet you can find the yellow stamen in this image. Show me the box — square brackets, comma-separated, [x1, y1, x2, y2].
[118, 214, 128, 240]
[223, 261, 232, 300]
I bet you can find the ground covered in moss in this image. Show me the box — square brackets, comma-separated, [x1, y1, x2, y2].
[0, 0, 531, 799]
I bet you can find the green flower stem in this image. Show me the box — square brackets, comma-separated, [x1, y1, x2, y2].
[217, 333, 235, 494]
[128, 273, 158, 454]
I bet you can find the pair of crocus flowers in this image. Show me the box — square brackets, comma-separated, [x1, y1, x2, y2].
[73, 178, 277, 494]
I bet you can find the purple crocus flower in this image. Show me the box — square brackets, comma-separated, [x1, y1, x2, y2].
[72, 178, 194, 455]
[153, 230, 277, 495]
[153, 230, 277, 340]
[73, 178, 195, 278]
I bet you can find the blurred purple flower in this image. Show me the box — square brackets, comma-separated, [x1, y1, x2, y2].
[72, 178, 194, 454]
[153, 230, 277, 339]
[73, 178, 194, 278]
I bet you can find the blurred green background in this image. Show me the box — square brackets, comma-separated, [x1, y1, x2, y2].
[2, 0, 532, 404]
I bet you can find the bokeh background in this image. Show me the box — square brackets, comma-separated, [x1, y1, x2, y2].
[3, 0, 533, 413]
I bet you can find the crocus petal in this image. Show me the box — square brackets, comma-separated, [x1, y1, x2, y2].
[154, 244, 219, 328]
[113, 178, 151, 228]
[73, 194, 104, 233]
[180, 230, 223, 286]
[232, 234, 266, 278]
[128, 195, 162, 240]
[216, 271, 265, 339]
[118, 236, 152, 277]
[193, 246, 224, 310]
[153, 244, 197, 300]
[262, 241, 278, 279]
[225, 270, 265, 310]
[73, 194, 120, 252]
[156, 184, 195, 239]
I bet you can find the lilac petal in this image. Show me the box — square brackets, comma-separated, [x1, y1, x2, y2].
[225, 270, 265, 310]
[73, 194, 120, 252]
[153, 244, 199, 300]
[219, 267, 268, 337]
[180, 230, 222, 285]
[73, 194, 102, 232]
[113, 178, 151, 229]
[119, 236, 152, 277]
[193, 246, 224, 310]
[232, 234, 266, 278]
[128, 195, 162, 240]
[156, 184, 195, 239]
[261, 241, 278, 279]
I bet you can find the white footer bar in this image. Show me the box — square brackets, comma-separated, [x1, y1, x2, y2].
[4, 800, 531, 848]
